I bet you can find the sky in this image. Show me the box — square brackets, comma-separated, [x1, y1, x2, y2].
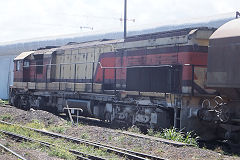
[0, 0, 239, 43]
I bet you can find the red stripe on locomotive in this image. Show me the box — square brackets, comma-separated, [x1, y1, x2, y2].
[95, 51, 207, 83]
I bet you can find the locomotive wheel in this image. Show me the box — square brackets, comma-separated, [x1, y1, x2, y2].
[12, 95, 19, 108]
[228, 141, 240, 153]
[139, 126, 148, 134]
[20, 96, 30, 110]
[17, 97, 22, 109]
[126, 115, 133, 127]
[110, 120, 120, 129]
[104, 112, 111, 123]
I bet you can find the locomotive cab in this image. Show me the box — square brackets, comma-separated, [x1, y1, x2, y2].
[13, 51, 34, 83]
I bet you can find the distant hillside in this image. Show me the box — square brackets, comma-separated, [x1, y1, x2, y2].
[0, 17, 233, 57]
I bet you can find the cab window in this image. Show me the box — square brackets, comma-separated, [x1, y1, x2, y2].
[16, 61, 20, 71]
[23, 61, 30, 68]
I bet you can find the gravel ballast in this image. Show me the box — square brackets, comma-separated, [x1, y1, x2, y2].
[0, 105, 239, 160]
[0, 138, 64, 160]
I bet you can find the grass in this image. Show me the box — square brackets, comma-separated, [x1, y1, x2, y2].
[108, 135, 112, 141]
[48, 126, 66, 133]
[4, 142, 11, 148]
[127, 125, 141, 133]
[20, 141, 75, 160]
[48, 146, 75, 160]
[147, 128, 198, 146]
[26, 120, 45, 129]
[65, 121, 74, 126]
[0, 114, 13, 122]
[20, 141, 42, 150]
[117, 136, 126, 143]
[127, 126, 198, 146]
[160, 128, 198, 146]
[0, 122, 123, 160]
[28, 119, 69, 134]
[132, 146, 143, 153]
[0, 99, 9, 105]
[80, 133, 89, 139]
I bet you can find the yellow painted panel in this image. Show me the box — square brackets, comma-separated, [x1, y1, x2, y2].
[28, 82, 36, 90]
[47, 82, 59, 90]
[75, 83, 86, 92]
[36, 83, 46, 90]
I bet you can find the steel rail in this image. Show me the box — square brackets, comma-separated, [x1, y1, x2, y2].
[29, 127, 161, 160]
[0, 120, 164, 160]
[0, 142, 28, 160]
[62, 114, 189, 147]
[0, 129, 104, 160]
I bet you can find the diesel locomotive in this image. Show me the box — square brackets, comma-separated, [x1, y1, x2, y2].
[9, 18, 240, 144]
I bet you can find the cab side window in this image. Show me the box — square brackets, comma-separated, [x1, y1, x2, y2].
[16, 61, 20, 71]
[23, 61, 30, 68]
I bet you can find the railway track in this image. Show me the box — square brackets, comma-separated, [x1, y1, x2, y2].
[0, 129, 104, 160]
[5, 105, 188, 147]
[0, 142, 27, 160]
[0, 120, 165, 160]
[61, 114, 189, 147]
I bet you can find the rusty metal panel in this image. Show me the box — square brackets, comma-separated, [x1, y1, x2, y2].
[194, 66, 216, 94]
[207, 36, 240, 88]
[207, 18, 240, 88]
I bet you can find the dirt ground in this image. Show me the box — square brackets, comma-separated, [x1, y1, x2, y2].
[0, 105, 66, 126]
[0, 105, 240, 160]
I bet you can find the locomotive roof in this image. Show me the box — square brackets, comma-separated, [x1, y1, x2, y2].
[14, 27, 216, 60]
[210, 18, 240, 39]
[125, 27, 216, 42]
[33, 48, 58, 55]
[58, 39, 123, 50]
[14, 39, 123, 60]
[14, 51, 35, 60]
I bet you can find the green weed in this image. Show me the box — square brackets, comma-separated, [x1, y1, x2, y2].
[48, 126, 66, 133]
[127, 126, 141, 134]
[26, 120, 45, 129]
[48, 146, 75, 160]
[147, 127, 198, 146]
[80, 133, 89, 139]
[0, 114, 13, 121]
[108, 135, 112, 141]
[0, 99, 9, 105]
